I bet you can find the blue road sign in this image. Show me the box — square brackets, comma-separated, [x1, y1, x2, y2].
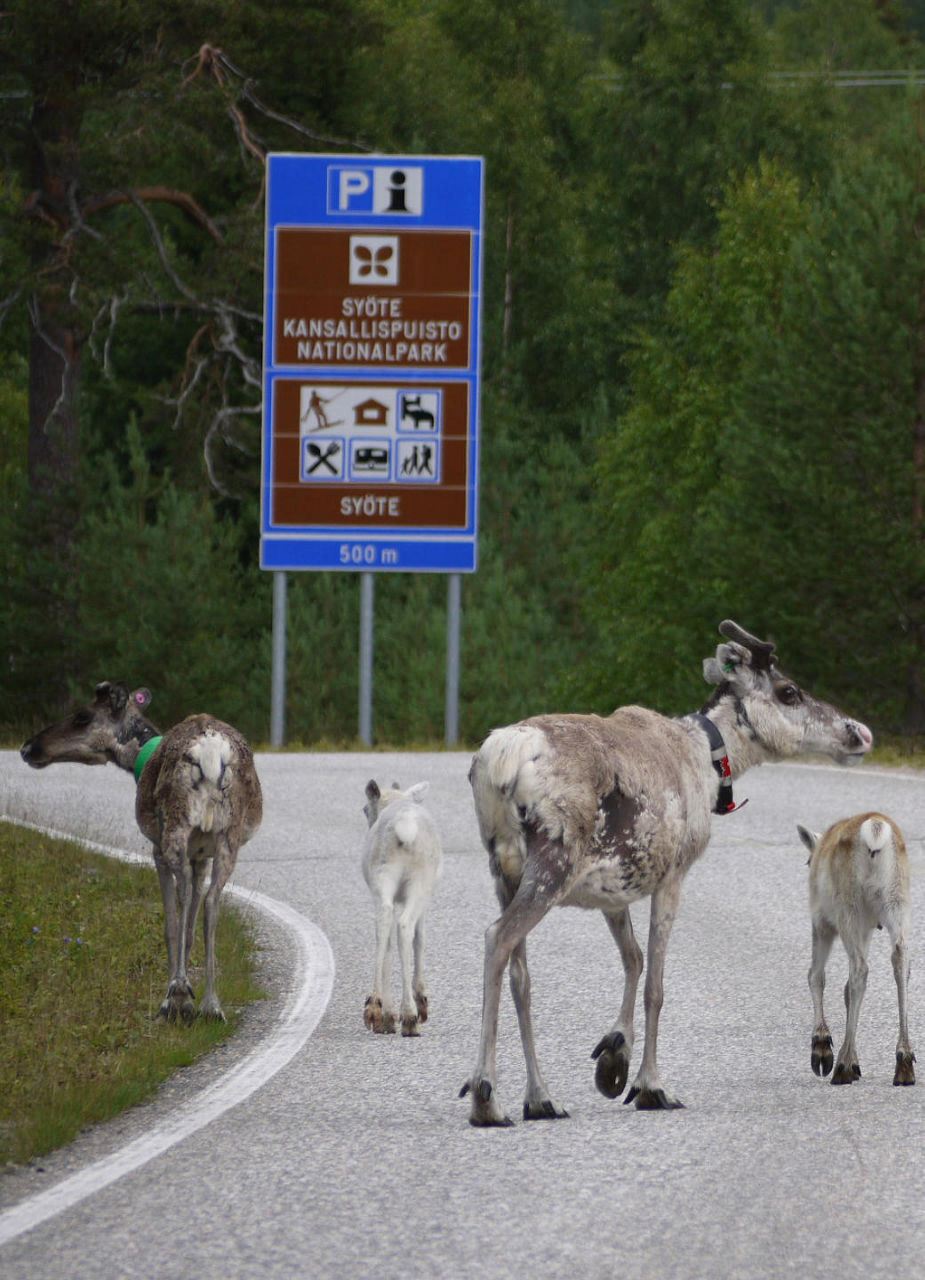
[261, 154, 484, 573]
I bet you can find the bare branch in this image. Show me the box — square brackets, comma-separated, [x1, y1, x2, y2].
[128, 192, 199, 302]
[203, 404, 262, 497]
[0, 282, 25, 329]
[62, 179, 103, 245]
[182, 42, 372, 155]
[88, 287, 132, 375]
[227, 100, 266, 166]
[28, 294, 70, 423]
[213, 305, 261, 388]
[83, 187, 224, 243]
[159, 350, 212, 432]
[239, 79, 372, 153]
[181, 43, 227, 89]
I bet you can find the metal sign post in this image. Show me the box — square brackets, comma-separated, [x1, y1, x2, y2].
[261, 154, 484, 744]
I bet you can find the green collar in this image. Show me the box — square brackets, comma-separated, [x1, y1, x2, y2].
[133, 736, 163, 783]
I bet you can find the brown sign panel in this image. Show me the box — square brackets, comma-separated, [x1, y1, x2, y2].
[270, 378, 470, 530]
[273, 228, 473, 370]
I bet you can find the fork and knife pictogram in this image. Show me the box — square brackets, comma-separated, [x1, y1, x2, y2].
[305, 441, 341, 474]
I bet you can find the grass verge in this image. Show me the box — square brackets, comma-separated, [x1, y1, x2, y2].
[0, 823, 263, 1168]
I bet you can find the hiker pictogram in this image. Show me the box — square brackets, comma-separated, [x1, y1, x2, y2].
[399, 442, 435, 478]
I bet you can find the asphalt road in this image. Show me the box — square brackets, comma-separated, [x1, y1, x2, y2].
[1, 748, 923, 1280]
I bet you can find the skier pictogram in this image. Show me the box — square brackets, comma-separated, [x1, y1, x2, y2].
[301, 389, 344, 432]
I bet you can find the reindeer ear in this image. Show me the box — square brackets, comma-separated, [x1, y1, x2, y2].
[703, 642, 750, 688]
[797, 824, 819, 855]
[131, 687, 152, 709]
[365, 780, 381, 803]
[407, 782, 429, 804]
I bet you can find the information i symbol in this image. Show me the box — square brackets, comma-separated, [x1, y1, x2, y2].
[386, 171, 408, 213]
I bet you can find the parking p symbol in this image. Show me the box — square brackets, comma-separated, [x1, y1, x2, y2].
[338, 170, 371, 210]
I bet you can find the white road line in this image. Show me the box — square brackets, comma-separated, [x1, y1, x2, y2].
[0, 818, 335, 1249]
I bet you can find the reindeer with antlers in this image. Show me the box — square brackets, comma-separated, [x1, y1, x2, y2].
[460, 620, 873, 1126]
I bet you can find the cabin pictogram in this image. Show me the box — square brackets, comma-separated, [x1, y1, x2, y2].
[354, 398, 390, 427]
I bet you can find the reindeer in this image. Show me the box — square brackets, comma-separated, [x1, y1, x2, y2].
[460, 620, 873, 1126]
[362, 780, 442, 1036]
[400, 395, 435, 431]
[797, 814, 915, 1087]
[21, 682, 262, 1024]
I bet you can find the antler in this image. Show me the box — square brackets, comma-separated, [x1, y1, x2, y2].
[718, 620, 778, 670]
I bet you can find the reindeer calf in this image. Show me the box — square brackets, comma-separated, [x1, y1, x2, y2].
[798, 813, 915, 1087]
[361, 781, 442, 1037]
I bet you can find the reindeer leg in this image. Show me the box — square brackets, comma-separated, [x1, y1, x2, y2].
[154, 854, 179, 1021]
[832, 935, 870, 1085]
[412, 913, 429, 1024]
[511, 936, 569, 1121]
[185, 858, 208, 971]
[625, 876, 685, 1110]
[461, 873, 553, 1127]
[199, 836, 234, 1021]
[592, 907, 643, 1099]
[365, 878, 397, 1034]
[396, 900, 422, 1036]
[155, 842, 195, 1024]
[808, 917, 836, 1077]
[889, 926, 915, 1086]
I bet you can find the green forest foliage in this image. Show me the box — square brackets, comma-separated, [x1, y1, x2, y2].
[1, 0, 923, 744]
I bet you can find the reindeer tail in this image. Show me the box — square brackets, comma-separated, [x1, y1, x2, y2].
[187, 731, 233, 833]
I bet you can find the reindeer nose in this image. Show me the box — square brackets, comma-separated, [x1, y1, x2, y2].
[848, 721, 872, 749]
[20, 739, 46, 768]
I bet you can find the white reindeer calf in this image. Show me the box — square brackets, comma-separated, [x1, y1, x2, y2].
[798, 813, 915, 1087]
[361, 781, 442, 1037]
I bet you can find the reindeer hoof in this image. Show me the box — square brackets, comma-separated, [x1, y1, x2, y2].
[893, 1051, 916, 1086]
[811, 1035, 834, 1077]
[523, 1098, 569, 1121]
[591, 1031, 630, 1099]
[624, 1084, 685, 1110]
[415, 993, 429, 1023]
[459, 1078, 514, 1127]
[401, 1015, 421, 1037]
[158, 1002, 195, 1025]
[364, 996, 396, 1034]
[831, 1061, 861, 1085]
[158, 981, 195, 1025]
[469, 1113, 515, 1129]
